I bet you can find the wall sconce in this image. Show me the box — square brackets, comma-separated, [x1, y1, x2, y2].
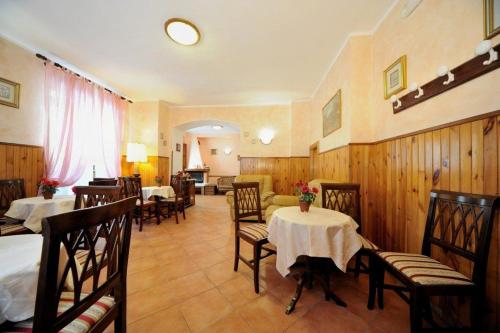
[409, 82, 424, 98]
[259, 128, 274, 145]
[390, 95, 402, 109]
[436, 65, 454, 85]
[475, 40, 498, 65]
[224, 147, 232, 155]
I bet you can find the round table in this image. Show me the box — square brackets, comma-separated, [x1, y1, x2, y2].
[142, 186, 175, 200]
[0, 234, 43, 324]
[268, 206, 362, 277]
[4, 195, 75, 233]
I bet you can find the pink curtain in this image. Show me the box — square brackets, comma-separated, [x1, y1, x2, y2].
[43, 65, 126, 186]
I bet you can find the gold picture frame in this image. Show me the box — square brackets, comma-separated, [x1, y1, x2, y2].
[484, 0, 500, 39]
[383, 55, 407, 99]
[322, 89, 341, 137]
[0, 77, 20, 108]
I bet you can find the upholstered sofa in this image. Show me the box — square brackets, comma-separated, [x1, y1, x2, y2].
[226, 175, 275, 221]
[217, 176, 236, 193]
[264, 178, 335, 221]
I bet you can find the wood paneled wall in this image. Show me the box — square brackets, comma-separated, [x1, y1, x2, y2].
[313, 145, 350, 181]
[0, 142, 44, 197]
[240, 157, 309, 194]
[121, 155, 170, 187]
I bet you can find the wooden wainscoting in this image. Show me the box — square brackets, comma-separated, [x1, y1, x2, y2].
[341, 112, 500, 330]
[121, 155, 170, 187]
[314, 145, 350, 181]
[240, 157, 309, 194]
[0, 142, 44, 197]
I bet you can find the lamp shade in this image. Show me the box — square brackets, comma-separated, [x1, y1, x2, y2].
[126, 143, 147, 162]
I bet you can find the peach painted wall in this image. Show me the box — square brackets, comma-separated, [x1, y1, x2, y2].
[290, 100, 312, 156]
[168, 105, 292, 157]
[310, 0, 500, 150]
[369, 0, 500, 141]
[0, 36, 45, 146]
[199, 135, 240, 176]
[125, 101, 159, 156]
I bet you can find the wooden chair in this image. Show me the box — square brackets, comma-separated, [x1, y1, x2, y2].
[321, 183, 379, 276]
[233, 182, 276, 293]
[89, 179, 118, 186]
[367, 190, 499, 332]
[121, 176, 159, 231]
[157, 175, 185, 224]
[0, 197, 136, 333]
[0, 178, 32, 236]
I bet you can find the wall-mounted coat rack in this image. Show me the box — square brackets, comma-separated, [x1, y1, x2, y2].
[392, 43, 500, 114]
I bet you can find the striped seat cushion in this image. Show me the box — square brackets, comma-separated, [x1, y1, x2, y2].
[238, 223, 268, 241]
[75, 249, 104, 271]
[5, 292, 114, 333]
[358, 234, 379, 250]
[377, 252, 473, 286]
[0, 222, 31, 236]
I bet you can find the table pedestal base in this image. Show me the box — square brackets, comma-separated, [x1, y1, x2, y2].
[285, 256, 347, 315]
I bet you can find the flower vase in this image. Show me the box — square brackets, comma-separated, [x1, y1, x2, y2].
[299, 201, 311, 212]
[43, 192, 54, 200]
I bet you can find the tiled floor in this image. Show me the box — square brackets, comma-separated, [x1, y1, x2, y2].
[110, 195, 410, 333]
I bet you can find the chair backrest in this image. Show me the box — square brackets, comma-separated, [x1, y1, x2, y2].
[422, 190, 499, 287]
[121, 176, 143, 205]
[93, 177, 116, 182]
[321, 183, 361, 232]
[217, 176, 235, 187]
[233, 182, 263, 229]
[32, 197, 136, 332]
[89, 179, 118, 186]
[73, 186, 121, 210]
[0, 178, 26, 216]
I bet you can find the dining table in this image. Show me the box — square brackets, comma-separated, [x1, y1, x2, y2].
[142, 185, 175, 200]
[267, 206, 362, 314]
[4, 195, 75, 233]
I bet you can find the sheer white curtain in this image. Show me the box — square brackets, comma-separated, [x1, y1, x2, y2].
[43, 65, 126, 187]
[187, 136, 203, 169]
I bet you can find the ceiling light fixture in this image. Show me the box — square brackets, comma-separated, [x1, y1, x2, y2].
[164, 18, 200, 46]
[212, 125, 223, 130]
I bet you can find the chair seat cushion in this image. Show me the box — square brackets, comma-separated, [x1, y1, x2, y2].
[0, 222, 31, 236]
[377, 252, 473, 286]
[137, 199, 156, 207]
[5, 291, 115, 333]
[358, 234, 379, 250]
[238, 223, 268, 241]
[75, 249, 104, 271]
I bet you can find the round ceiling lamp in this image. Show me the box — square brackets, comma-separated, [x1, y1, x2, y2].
[164, 18, 200, 46]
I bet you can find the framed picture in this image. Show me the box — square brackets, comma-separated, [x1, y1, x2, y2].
[383, 55, 407, 99]
[322, 89, 341, 137]
[0, 77, 20, 108]
[176, 143, 181, 152]
[484, 0, 500, 39]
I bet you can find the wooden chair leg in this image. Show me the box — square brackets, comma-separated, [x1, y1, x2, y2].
[139, 210, 144, 232]
[376, 263, 385, 309]
[181, 204, 186, 219]
[367, 254, 377, 310]
[233, 235, 240, 271]
[410, 290, 423, 333]
[253, 243, 262, 293]
[174, 202, 179, 224]
[470, 293, 481, 331]
[354, 253, 362, 278]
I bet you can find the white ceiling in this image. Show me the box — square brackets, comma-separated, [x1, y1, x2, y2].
[187, 125, 240, 137]
[0, 0, 395, 106]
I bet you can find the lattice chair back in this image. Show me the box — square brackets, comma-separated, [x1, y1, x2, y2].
[422, 190, 499, 287]
[0, 178, 26, 216]
[73, 186, 121, 210]
[30, 197, 136, 332]
[121, 176, 144, 204]
[233, 182, 263, 227]
[321, 183, 361, 231]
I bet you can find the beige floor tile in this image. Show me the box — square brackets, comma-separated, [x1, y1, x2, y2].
[199, 311, 253, 333]
[217, 275, 262, 308]
[128, 305, 190, 333]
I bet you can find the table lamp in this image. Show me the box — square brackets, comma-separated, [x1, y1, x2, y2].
[126, 143, 147, 177]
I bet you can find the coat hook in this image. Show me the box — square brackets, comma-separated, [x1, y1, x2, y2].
[409, 82, 424, 98]
[390, 95, 402, 109]
[436, 65, 454, 85]
[475, 40, 498, 65]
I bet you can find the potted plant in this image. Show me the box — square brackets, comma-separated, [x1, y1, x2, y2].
[154, 175, 163, 186]
[40, 178, 59, 200]
[294, 180, 318, 212]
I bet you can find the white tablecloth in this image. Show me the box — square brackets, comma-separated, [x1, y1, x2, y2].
[0, 235, 43, 324]
[4, 195, 75, 233]
[142, 186, 175, 200]
[268, 206, 362, 277]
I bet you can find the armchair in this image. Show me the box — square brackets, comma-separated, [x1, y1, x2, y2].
[226, 175, 275, 221]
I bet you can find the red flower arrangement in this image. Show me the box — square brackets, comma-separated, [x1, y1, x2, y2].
[40, 178, 60, 194]
[154, 176, 163, 186]
[293, 180, 318, 204]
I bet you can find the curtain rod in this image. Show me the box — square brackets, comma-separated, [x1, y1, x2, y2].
[35, 53, 133, 103]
